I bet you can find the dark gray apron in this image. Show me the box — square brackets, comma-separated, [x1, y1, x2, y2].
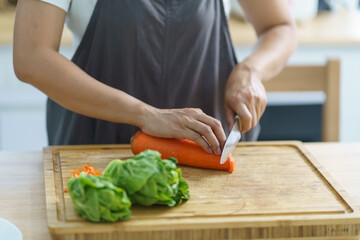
[47, 0, 259, 145]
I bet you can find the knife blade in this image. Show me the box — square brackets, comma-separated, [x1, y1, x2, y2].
[220, 116, 242, 164]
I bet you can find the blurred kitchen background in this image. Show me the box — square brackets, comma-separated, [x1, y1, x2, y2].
[0, 0, 360, 151]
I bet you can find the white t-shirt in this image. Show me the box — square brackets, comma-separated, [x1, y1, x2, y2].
[41, 0, 232, 51]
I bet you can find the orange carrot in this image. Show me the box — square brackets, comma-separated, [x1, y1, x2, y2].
[71, 169, 82, 179]
[64, 165, 102, 193]
[80, 165, 102, 176]
[70, 165, 102, 179]
[131, 131, 235, 173]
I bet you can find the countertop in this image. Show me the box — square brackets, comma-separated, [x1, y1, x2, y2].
[228, 9, 360, 46]
[1, 4, 360, 46]
[0, 142, 360, 240]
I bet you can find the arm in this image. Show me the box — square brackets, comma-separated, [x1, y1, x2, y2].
[238, 0, 297, 80]
[13, 0, 226, 154]
[225, 0, 297, 132]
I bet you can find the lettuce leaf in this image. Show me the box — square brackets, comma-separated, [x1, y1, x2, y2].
[67, 172, 131, 222]
[103, 150, 190, 207]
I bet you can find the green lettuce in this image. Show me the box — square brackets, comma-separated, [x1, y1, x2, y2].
[103, 150, 190, 207]
[67, 172, 131, 222]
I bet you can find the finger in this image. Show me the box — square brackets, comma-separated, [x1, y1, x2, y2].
[261, 97, 267, 117]
[234, 103, 252, 133]
[250, 100, 259, 128]
[184, 129, 213, 154]
[258, 86, 267, 121]
[187, 119, 221, 155]
[196, 114, 226, 150]
[246, 103, 257, 129]
[244, 101, 256, 130]
[255, 107, 261, 126]
[252, 95, 259, 124]
[255, 98, 266, 128]
[225, 105, 235, 133]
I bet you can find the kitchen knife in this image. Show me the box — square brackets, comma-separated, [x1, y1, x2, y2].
[220, 116, 242, 164]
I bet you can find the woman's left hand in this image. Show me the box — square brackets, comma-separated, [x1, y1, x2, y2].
[224, 64, 267, 133]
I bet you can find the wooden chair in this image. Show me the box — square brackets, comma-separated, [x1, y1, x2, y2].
[263, 59, 340, 142]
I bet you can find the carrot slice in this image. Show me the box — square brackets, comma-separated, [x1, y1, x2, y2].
[64, 165, 102, 192]
[70, 165, 101, 179]
[71, 169, 82, 178]
[131, 131, 235, 173]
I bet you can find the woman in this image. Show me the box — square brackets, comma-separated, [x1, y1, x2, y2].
[13, 0, 297, 155]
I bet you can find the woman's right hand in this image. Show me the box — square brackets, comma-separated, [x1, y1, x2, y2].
[139, 107, 226, 155]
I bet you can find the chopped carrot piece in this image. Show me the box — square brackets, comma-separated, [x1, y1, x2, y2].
[64, 165, 102, 193]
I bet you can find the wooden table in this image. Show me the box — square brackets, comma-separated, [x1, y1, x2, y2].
[0, 142, 360, 240]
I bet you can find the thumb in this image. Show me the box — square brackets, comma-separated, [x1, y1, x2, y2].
[225, 104, 235, 134]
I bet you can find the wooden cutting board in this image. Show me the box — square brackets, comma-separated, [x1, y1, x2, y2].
[43, 141, 360, 240]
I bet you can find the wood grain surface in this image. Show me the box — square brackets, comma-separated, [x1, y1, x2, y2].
[1, 142, 360, 240]
[43, 142, 360, 239]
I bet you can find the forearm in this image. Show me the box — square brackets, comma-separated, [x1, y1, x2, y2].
[240, 23, 297, 81]
[15, 48, 149, 127]
[13, 0, 150, 128]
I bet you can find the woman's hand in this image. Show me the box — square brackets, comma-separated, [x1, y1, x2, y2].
[139, 107, 226, 155]
[225, 64, 267, 133]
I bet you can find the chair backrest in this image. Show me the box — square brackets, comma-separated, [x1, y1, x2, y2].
[263, 59, 340, 142]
